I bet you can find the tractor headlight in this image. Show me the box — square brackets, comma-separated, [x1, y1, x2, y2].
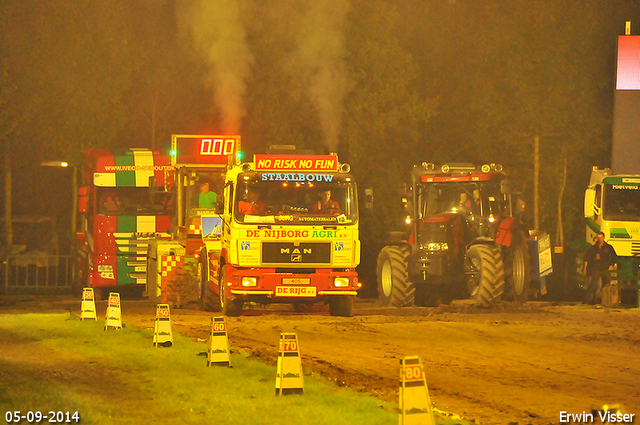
[421, 242, 449, 252]
[241, 277, 258, 287]
[334, 277, 350, 287]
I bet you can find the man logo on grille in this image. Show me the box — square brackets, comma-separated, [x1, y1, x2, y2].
[291, 254, 302, 262]
[241, 241, 251, 250]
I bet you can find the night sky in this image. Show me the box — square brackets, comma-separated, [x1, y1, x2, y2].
[2, 0, 640, 251]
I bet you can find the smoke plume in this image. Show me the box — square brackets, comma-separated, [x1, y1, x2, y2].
[286, 0, 350, 151]
[176, 0, 253, 133]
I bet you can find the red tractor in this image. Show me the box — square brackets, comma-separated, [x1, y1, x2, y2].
[377, 162, 533, 307]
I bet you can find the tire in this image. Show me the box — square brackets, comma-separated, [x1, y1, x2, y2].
[220, 265, 243, 316]
[329, 296, 353, 317]
[200, 256, 220, 312]
[94, 287, 108, 301]
[503, 233, 531, 302]
[377, 245, 413, 307]
[293, 302, 329, 313]
[465, 244, 505, 306]
[415, 284, 452, 307]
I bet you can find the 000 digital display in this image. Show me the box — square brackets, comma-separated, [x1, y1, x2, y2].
[171, 135, 240, 166]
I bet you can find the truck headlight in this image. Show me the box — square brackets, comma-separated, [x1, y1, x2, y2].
[334, 277, 350, 287]
[97, 265, 113, 272]
[241, 277, 258, 287]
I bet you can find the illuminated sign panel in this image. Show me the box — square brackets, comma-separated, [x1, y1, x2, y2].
[171, 135, 240, 166]
[254, 154, 339, 172]
[616, 35, 640, 90]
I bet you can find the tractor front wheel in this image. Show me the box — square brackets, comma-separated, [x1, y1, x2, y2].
[503, 234, 531, 302]
[377, 245, 413, 307]
[465, 244, 505, 306]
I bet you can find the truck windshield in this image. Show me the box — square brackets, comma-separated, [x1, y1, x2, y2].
[97, 187, 173, 216]
[603, 184, 640, 221]
[233, 173, 357, 225]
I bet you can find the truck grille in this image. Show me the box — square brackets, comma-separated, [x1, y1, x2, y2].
[262, 242, 331, 264]
[631, 242, 640, 256]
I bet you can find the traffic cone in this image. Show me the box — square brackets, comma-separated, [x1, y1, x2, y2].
[275, 333, 304, 395]
[207, 317, 230, 367]
[152, 304, 173, 347]
[80, 288, 97, 321]
[399, 356, 435, 425]
[104, 292, 122, 330]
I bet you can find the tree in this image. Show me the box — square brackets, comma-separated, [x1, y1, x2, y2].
[342, 0, 438, 295]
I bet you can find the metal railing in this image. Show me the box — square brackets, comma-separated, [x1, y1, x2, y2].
[2, 254, 73, 295]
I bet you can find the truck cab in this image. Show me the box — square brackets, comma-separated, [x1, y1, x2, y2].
[200, 149, 362, 316]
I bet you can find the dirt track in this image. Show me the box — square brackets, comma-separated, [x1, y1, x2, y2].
[2, 297, 639, 425]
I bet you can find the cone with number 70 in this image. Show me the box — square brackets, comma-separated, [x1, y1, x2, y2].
[275, 333, 304, 395]
[399, 356, 435, 425]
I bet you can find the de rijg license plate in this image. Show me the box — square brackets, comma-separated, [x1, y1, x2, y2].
[275, 286, 317, 297]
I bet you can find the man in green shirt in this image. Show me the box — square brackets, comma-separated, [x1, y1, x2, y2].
[198, 181, 217, 209]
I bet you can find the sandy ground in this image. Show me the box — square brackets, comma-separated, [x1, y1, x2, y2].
[1, 297, 639, 425]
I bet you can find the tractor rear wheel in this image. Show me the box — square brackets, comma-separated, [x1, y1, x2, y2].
[503, 234, 531, 302]
[377, 245, 413, 307]
[465, 244, 505, 306]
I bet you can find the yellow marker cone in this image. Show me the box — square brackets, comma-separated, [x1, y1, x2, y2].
[207, 317, 230, 367]
[104, 292, 122, 330]
[399, 356, 435, 425]
[80, 288, 97, 321]
[153, 304, 173, 347]
[275, 333, 304, 395]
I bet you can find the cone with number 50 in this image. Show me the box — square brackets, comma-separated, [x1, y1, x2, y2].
[153, 304, 173, 347]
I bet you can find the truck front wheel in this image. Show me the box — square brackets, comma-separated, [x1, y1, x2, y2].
[329, 296, 353, 317]
[200, 257, 220, 312]
[377, 245, 413, 307]
[465, 244, 505, 306]
[220, 266, 243, 316]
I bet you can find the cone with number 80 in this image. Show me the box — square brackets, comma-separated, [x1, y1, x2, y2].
[399, 356, 435, 425]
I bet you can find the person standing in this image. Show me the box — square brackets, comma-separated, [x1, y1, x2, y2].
[583, 231, 618, 304]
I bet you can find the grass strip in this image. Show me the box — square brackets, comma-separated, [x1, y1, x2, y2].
[0, 313, 466, 425]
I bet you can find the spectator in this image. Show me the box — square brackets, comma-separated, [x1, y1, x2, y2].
[583, 231, 618, 304]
